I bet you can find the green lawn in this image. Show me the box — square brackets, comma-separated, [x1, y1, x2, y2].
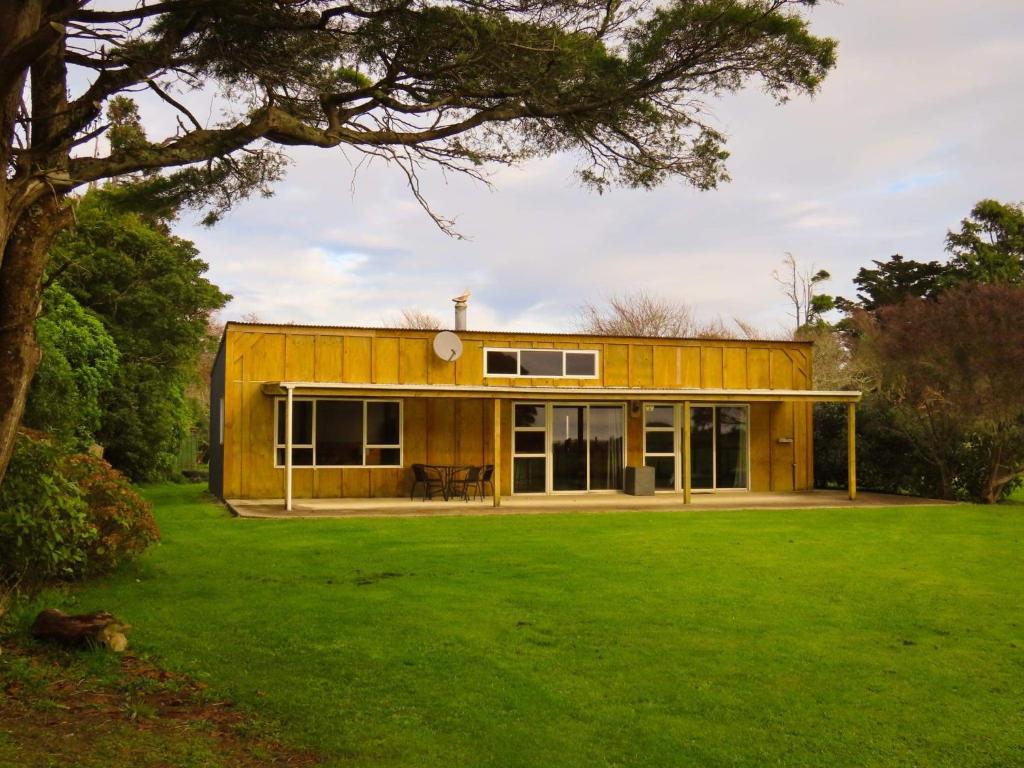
[48, 484, 1024, 767]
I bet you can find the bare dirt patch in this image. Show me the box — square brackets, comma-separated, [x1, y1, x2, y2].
[0, 638, 320, 768]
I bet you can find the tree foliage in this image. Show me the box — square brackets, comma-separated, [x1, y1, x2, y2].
[4, 0, 839, 232]
[46, 187, 229, 481]
[23, 284, 119, 444]
[813, 398, 941, 497]
[835, 254, 948, 313]
[812, 200, 1024, 501]
[837, 200, 1024, 314]
[852, 283, 1024, 503]
[945, 199, 1024, 284]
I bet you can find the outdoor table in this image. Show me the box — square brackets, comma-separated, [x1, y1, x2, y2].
[423, 464, 474, 501]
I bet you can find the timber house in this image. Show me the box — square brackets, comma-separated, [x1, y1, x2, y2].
[209, 301, 860, 512]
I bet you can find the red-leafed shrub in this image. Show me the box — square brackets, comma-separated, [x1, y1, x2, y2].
[0, 431, 159, 588]
[63, 454, 160, 574]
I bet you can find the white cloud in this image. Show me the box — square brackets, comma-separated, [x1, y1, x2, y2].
[168, 0, 1024, 333]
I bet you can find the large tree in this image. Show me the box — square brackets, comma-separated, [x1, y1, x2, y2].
[836, 200, 1024, 315]
[0, 0, 836, 484]
[945, 199, 1024, 285]
[23, 284, 119, 443]
[835, 254, 948, 314]
[46, 186, 229, 479]
[853, 283, 1024, 503]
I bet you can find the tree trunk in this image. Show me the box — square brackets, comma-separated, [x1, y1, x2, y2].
[0, 198, 71, 486]
[0, 2, 72, 488]
[31, 608, 129, 652]
[934, 461, 955, 501]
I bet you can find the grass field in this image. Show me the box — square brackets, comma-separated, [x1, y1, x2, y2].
[28, 484, 1024, 767]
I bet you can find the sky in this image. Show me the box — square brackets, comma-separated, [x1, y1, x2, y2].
[160, 0, 1024, 334]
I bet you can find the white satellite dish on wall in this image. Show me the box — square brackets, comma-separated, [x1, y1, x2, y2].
[433, 331, 463, 362]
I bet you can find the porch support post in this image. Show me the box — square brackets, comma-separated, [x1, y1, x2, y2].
[683, 400, 692, 505]
[847, 401, 857, 501]
[492, 398, 502, 507]
[285, 385, 294, 512]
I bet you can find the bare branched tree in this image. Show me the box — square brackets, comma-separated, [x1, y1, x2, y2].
[795, 324, 870, 391]
[772, 252, 834, 333]
[577, 291, 695, 337]
[730, 317, 790, 341]
[576, 291, 737, 338]
[387, 308, 443, 330]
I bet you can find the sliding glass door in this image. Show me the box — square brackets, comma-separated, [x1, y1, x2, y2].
[715, 406, 748, 489]
[515, 403, 625, 493]
[552, 406, 586, 491]
[589, 406, 625, 491]
[690, 405, 749, 491]
[690, 406, 716, 490]
[644, 404, 750, 492]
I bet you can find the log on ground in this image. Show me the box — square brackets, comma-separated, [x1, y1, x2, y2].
[30, 609, 129, 652]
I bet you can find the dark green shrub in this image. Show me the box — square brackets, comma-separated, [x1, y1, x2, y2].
[815, 398, 1021, 501]
[0, 433, 94, 584]
[814, 398, 944, 497]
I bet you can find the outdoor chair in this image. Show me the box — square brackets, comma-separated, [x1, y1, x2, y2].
[410, 464, 445, 501]
[449, 465, 482, 502]
[479, 464, 495, 500]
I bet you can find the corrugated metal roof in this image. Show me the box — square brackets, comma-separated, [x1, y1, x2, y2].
[223, 321, 809, 346]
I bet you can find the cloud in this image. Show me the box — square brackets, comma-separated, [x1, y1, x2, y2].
[169, 0, 1024, 334]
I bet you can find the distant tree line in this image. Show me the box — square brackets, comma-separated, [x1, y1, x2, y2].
[813, 199, 1024, 503]
[577, 200, 1024, 503]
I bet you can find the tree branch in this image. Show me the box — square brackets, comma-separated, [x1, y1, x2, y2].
[68, 2, 195, 23]
[0, 22, 65, 100]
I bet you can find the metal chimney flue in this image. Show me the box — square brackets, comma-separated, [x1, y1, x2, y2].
[452, 291, 470, 331]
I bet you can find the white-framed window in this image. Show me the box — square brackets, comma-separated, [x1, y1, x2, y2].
[642, 404, 677, 491]
[274, 398, 402, 468]
[512, 402, 547, 493]
[484, 348, 599, 378]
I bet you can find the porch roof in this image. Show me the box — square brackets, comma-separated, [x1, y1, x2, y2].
[260, 381, 861, 403]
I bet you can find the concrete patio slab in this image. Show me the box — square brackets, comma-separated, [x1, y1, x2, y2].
[226, 490, 953, 519]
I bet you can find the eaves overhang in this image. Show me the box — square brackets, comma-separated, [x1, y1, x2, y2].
[259, 381, 861, 403]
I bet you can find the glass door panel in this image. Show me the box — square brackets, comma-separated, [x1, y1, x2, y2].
[588, 406, 624, 491]
[513, 403, 546, 493]
[552, 405, 586, 491]
[513, 457, 546, 493]
[690, 407, 715, 490]
[715, 407, 749, 489]
[644, 404, 676, 490]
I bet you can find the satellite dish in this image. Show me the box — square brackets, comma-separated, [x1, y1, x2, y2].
[433, 331, 463, 362]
